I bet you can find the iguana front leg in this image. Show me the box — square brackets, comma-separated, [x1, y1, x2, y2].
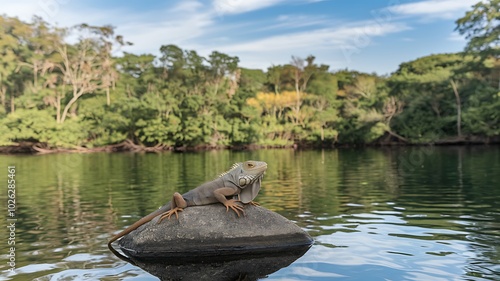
[157, 192, 187, 222]
[214, 187, 245, 217]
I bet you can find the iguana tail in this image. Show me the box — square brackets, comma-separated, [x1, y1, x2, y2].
[107, 203, 172, 263]
[108, 202, 172, 246]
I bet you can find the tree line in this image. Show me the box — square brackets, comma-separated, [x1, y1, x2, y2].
[0, 0, 499, 150]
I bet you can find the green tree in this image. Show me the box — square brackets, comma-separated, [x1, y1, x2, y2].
[456, 0, 500, 59]
[0, 16, 33, 114]
[53, 24, 125, 123]
[455, 0, 500, 139]
[389, 54, 476, 141]
[303, 66, 340, 144]
[334, 71, 390, 143]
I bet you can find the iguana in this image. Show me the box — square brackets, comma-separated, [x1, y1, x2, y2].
[108, 160, 267, 249]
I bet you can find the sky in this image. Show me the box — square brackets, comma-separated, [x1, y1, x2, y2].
[1, 0, 479, 75]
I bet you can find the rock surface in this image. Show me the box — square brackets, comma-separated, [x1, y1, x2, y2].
[119, 204, 313, 259]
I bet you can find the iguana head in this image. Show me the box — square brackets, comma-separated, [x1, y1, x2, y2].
[222, 160, 267, 203]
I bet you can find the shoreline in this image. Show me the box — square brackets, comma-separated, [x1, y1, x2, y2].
[1, 136, 499, 155]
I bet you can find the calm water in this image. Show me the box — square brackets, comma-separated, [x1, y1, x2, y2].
[0, 147, 499, 280]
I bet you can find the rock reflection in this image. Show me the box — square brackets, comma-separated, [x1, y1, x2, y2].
[122, 247, 310, 281]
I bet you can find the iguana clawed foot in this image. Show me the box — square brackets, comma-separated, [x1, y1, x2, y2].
[157, 207, 184, 222]
[247, 201, 260, 206]
[224, 199, 245, 217]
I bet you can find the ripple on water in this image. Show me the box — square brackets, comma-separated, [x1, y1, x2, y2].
[282, 206, 490, 281]
[1, 148, 499, 280]
[35, 264, 158, 281]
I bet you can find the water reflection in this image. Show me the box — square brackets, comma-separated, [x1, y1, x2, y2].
[126, 248, 309, 281]
[0, 147, 498, 280]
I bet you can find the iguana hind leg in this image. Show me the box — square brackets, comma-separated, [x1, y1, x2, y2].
[158, 192, 187, 222]
[214, 187, 245, 217]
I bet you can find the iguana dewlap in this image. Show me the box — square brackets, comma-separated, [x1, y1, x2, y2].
[108, 160, 267, 248]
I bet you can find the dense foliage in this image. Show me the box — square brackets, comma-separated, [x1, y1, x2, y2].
[1, 2, 499, 149]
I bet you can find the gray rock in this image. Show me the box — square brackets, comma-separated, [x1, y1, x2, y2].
[119, 204, 313, 260]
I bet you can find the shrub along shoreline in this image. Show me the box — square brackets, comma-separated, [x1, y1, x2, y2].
[1, 136, 499, 155]
[1, 2, 499, 151]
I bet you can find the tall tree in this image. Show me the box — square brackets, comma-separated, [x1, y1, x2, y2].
[456, 0, 500, 92]
[54, 24, 126, 123]
[456, 0, 500, 59]
[0, 16, 19, 112]
[0, 16, 34, 113]
[288, 55, 318, 126]
[159, 44, 185, 80]
[389, 54, 472, 141]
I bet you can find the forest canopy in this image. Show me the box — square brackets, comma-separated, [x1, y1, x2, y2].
[1, 0, 499, 150]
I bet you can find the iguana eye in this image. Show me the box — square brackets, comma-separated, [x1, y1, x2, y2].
[239, 177, 248, 186]
[247, 163, 255, 168]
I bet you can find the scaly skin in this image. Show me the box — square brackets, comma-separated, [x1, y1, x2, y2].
[108, 160, 267, 250]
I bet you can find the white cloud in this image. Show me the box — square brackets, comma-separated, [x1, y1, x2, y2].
[1, 0, 131, 29]
[198, 20, 410, 73]
[118, 10, 214, 56]
[389, 0, 477, 19]
[447, 32, 466, 42]
[2, 1, 215, 57]
[1, 0, 52, 21]
[172, 0, 205, 13]
[218, 21, 409, 53]
[0, 0, 467, 75]
[213, 0, 285, 15]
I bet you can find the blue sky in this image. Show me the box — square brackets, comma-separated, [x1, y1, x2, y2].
[2, 0, 478, 75]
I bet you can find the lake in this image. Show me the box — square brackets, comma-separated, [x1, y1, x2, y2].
[0, 146, 499, 280]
